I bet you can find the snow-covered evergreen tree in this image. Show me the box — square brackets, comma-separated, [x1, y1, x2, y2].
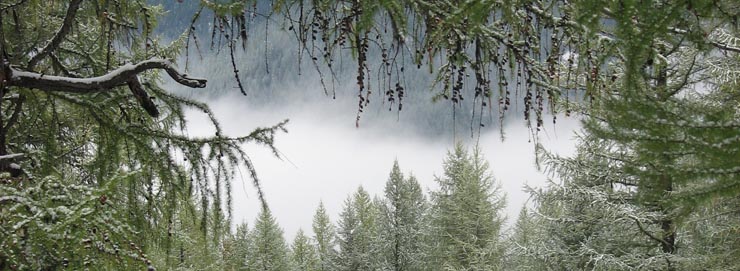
[521, 136, 668, 269]
[335, 187, 380, 271]
[378, 161, 427, 271]
[508, 1, 740, 269]
[0, 1, 288, 269]
[524, 84, 740, 269]
[223, 222, 251, 271]
[247, 208, 290, 271]
[312, 202, 337, 271]
[335, 195, 358, 271]
[427, 144, 507, 270]
[504, 207, 545, 271]
[291, 229, 319, 271]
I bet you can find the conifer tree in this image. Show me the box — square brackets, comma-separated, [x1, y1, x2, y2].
[517, 1, 740, 269]
[223, 222, 250, 271]
[335, 195, 358, 271]
[504, 207, 545, 271]
[335, 187, 380, 271]
[311, 202, 337, 271]
[291, 229, 319, 271]
[4, 0, 739, 269]
[378, 161, 427, 271]
[428, 144, 506, 270]
[0, 1, 287, 269]
[247, 208, 290, 271]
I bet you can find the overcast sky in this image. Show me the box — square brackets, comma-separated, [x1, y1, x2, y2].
[180, 90, 579, 241]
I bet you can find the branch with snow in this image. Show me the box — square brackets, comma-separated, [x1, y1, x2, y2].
[0, 153, 24, 160]
[0, 153, 25, 177]
[0, 0, 27, 12]
[708, 29, 740, 54]
[27, 0, 83, 70]
[628, 215, 670, 248]
[8, 58, 207, 93]
[710, 41, 740, 53]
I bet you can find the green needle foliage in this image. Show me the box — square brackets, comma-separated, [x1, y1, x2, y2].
[0, 1, 286, 269]
[2, 0, 739, 269]
[377, 161, 427, 271]
[248, 207, 290, 271]
[335, 187, 380, 271]
[428, 144, 506, 270]
[311, 201, 337, 271]
[291, 229, 320, 271]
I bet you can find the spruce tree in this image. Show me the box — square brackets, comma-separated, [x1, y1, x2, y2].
[312, 202, 337, 271]
[378, 161, 427, 271]
[335, 195, 358, 271]
[223, 222, 250, 271]
[504, 207, 545, 271]
[335, 187, 380, 271]
[428, 144, 506, 270]
[291, 229, 319, 271]
[247, 208, 290, 271]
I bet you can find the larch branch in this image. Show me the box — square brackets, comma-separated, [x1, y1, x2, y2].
[27, 0, 83, 70]
[709, 40, 740, 53]
[8, 58, 207, 93]
[127, 77, 159, 118]
[629, 215, 670, 248]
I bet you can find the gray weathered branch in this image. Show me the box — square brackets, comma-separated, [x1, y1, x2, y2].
[8, 58, 207, 93]
[127, 77, 159, 118]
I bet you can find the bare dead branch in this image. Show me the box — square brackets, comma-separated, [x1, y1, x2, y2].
[27, 0, 83, 70]
[8, 58, 207, 93]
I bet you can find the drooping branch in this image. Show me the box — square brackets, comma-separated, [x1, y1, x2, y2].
[671, 27, 740, 53]
[127, 77, 159, 118]
[629, 215, 671, 248]
[228, 38, 247, 96]
[27, 0, 83, 70]
[8, 58, 207, 93]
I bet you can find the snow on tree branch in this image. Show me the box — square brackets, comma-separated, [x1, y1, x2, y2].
[8, 58, 207, 93]
[27, 0, 83, 70]
[0, 153, 24, 160]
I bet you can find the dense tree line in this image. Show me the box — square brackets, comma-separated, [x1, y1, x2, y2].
[216, 145, 507, 271]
